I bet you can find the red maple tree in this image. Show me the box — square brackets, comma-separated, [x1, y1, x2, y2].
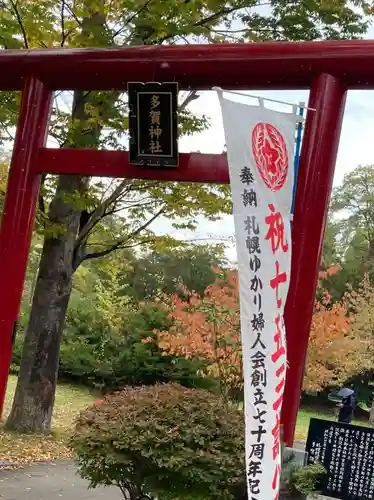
[154, 268, 242, 396]
[152, 265, 364, 395]
[304, 266, 360, 391]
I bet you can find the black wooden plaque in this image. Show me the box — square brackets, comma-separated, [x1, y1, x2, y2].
[128, 82, 178, 168]
[306, 418, 374, 500]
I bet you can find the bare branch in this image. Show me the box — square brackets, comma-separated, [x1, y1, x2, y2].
[8, 0, 29, 48]
[64, 1, 82, 26]
[212, 28, 248, 34]
[2, 126, 16, 143]
[80, 238, 155, 262]
[124, 0, 153, 27]
[36, 39, 49, 49]
[80, 207, 166, 264]
[99, 178, 116, 203]
[193, 7, 239, 28]
[83, 242, 128, 261]
[60, 0, 67, 47]
[59, 4, 80, 47]
[179, 35, 191, 44]
[104, 198, 156, 215]
[179, 91, 199, 111]
[75, 178, 131, 249]
[162, 4, 247, 45]
[112, 0, 153, 40]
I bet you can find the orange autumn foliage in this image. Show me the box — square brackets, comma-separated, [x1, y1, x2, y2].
[304, 266, 365, 392]
[155, 269, 243, 396]
[305, 297, 351, 391]
[154, 264, 365, 395]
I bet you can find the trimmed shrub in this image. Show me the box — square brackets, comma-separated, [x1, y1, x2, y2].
[70, 383, 245, 500]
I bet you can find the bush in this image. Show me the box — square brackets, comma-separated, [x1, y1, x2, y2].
[12, 300, 217, 392]
[280, 448, 326, 500]
[70, 383, 245, 500]
[61, 302, 217, 391]
[288, 462, 325, 498]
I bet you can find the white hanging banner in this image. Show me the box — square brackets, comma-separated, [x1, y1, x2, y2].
[217, 93, 297, 500]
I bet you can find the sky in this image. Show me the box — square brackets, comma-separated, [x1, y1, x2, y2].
[152, 23, 374, 262]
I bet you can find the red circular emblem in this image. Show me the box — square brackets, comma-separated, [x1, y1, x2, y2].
[251, 123, 288, 192]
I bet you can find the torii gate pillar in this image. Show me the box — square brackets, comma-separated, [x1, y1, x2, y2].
[282, 73, 346, 445]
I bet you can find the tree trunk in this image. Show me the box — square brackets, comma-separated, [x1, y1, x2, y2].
[6, 173, 89, 432]
[5, 4, 113, 432]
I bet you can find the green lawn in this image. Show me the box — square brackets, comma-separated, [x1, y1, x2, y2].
[0, 376, 371, 464]
[296, 406, 370, 441]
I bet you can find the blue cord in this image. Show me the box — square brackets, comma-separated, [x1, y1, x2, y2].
[291, 105, 305, 217]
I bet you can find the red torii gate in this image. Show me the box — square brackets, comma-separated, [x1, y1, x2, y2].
[0, 40, 368, 446]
